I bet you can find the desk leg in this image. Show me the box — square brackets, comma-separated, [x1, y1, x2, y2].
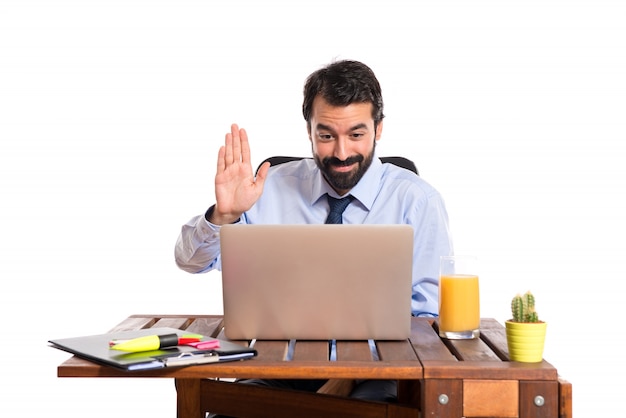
[175, 378, 204, 418]
[519, 380, 558, 418]
[421, 379, 462, 418]
[558, 377, 573, 418]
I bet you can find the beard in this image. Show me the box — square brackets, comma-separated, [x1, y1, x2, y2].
[313, 143, 376, 192]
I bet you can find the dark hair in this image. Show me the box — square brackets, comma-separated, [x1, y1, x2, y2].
[302, 60, 385, 130]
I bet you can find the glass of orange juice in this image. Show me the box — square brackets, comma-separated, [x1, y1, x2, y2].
[438, 255, 480, 339]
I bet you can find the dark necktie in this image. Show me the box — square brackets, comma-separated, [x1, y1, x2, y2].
[325, 194, 353, 224]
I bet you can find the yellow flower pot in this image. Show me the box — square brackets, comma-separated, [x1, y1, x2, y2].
[505, 320, 547, 363]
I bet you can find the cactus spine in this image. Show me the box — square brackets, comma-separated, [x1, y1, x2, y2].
[511, 291, 540, 322]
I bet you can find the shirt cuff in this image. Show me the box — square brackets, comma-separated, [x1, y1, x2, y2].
[203, 205, 241, 228]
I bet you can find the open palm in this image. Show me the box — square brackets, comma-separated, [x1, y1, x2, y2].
[213, 124, 269, 224]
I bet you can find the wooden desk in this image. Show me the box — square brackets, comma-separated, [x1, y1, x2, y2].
[57, 315, 572, 418]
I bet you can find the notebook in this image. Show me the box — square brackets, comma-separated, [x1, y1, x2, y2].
[49, 327, 257, 371]
[220, 224, 413, 340]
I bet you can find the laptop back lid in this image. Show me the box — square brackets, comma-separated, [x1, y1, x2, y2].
[220, 224, 413, 340]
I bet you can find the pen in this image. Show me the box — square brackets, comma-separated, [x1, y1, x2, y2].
[110, 334, 201, 352]
[162, 351, 221, 367]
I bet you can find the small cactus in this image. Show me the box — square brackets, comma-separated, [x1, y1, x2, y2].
[511, 291, 540, 323]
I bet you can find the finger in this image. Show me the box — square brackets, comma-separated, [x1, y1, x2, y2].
[231, 123, 242, 163]
[240, 127, 251, 165]
[255, 161, 271, 184]
[223, 131, 233, 165]
[216, 145, 226, 173]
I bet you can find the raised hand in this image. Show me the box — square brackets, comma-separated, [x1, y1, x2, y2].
[210, 124, 270, 225]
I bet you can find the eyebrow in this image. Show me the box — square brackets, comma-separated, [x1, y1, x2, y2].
[315, 123, 369, 132]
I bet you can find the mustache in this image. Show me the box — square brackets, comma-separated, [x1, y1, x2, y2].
[322, 155, 364, 167]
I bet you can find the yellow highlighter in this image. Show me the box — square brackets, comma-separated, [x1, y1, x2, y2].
[109, 334, 181, 352]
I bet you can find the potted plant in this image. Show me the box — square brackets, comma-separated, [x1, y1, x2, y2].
[505, 291, 547, 363]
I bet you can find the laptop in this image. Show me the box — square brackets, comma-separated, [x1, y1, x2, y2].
[220, 224, 413, 340]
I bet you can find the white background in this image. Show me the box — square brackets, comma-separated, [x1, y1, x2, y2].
[1, 0, 624, 417]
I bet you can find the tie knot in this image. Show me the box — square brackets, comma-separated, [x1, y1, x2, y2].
[325, 194, 353, 224]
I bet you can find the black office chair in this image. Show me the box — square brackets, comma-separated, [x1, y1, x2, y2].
[257, 156, 419, 175]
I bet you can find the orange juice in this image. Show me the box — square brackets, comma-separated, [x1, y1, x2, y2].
[439, 274, 480, 334]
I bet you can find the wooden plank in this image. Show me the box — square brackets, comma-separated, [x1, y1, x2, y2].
[183, 316, 224, 337]
[386, 403, 420, 418]
[316, 379, 356, 397]
[336, 341, 374, 361]
[109, 315, 223, 337]
[59, 356, 423, 380]
[479, 317, 510, 359]
[409, 318, 457, 362]
[253, 340, 289, 361]
[559, 377, 573, 418]
[175, 378, 203, 418]
[376, 340, 419, 362]
[107, 315, 225, 346]
[422, 360, 558, 380]
[444, 337, 502, 362]
[253, 362, 422, 380]
[520, 380, 558, 418]
[293, 341, 329, 361]
[463, 379, 518, 417]
[153, 316, 192, 329]
[199, 378, 393, 418]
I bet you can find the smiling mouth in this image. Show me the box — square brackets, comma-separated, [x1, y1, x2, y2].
[331, 162, 356, 172]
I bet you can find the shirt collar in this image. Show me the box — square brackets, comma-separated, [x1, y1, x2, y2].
[310, 154, 383, 210]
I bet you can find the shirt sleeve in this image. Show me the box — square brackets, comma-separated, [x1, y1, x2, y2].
[174, 209, 225, 274]
[410, 191, 454, 316]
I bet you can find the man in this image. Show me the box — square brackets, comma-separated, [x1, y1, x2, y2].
[175, 60, 453, 404]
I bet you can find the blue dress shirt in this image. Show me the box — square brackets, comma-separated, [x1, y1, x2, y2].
[175, 155, 454, 316]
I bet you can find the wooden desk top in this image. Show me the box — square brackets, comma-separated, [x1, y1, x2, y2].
[57, 315, 558, 381]
[57, 315, 572, 418]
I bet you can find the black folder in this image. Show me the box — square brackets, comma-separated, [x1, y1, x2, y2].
[49, 327, 256, 371]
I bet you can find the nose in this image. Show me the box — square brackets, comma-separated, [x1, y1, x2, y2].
[333, 137, 349, 161]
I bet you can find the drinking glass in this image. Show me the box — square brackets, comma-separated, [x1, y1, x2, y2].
[438, 255, 480, 339]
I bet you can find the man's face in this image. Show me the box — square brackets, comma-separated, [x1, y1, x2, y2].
[308, 96, 383, 195]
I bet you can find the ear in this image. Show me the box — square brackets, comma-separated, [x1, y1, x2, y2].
[375, 120, 384, 141]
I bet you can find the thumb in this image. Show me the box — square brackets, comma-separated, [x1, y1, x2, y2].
[254, 161, 271, 187]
